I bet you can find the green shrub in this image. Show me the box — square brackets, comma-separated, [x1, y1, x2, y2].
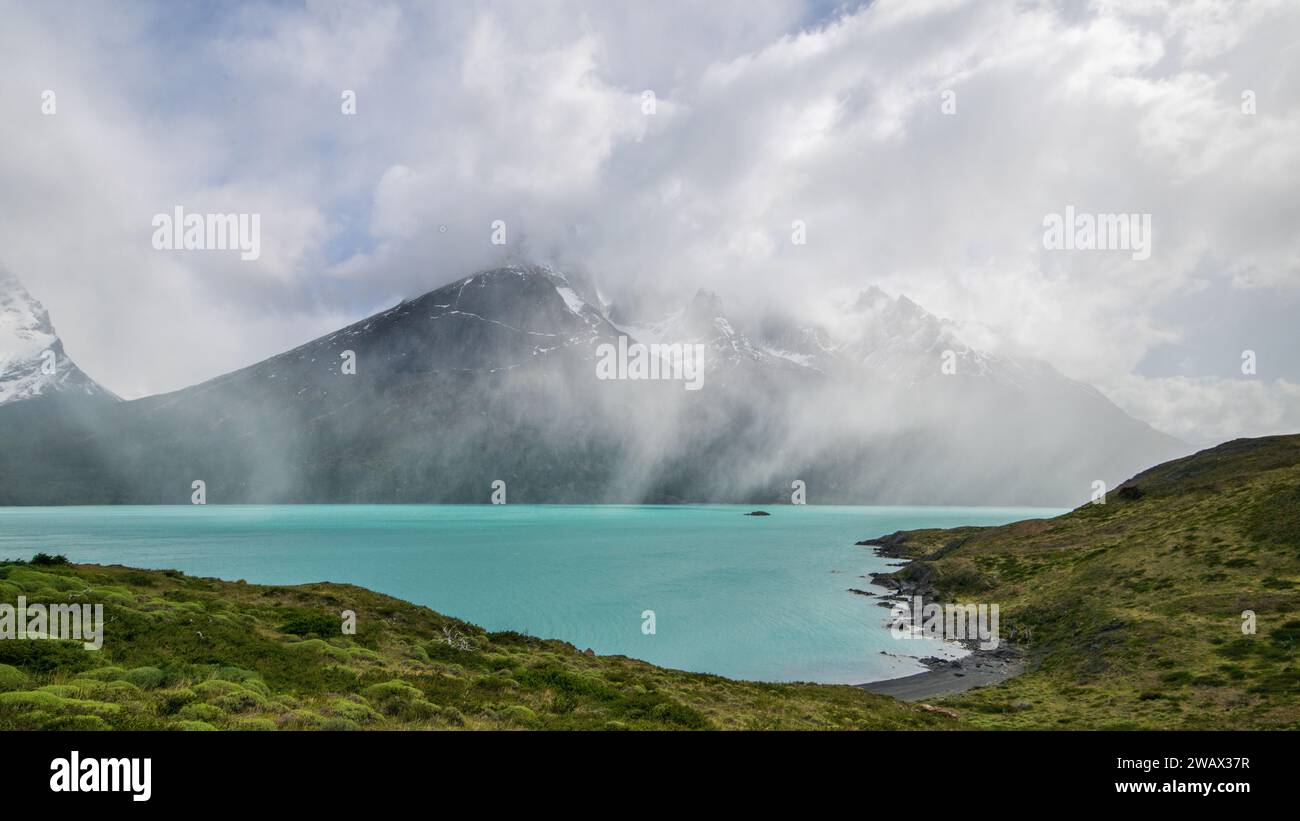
[159, 688, 199, 715]
[403, 700, 441, 721]
[0, 637, 97, 674]
[0, 690, 121, 716]
[286, 639, 350, 659]
[318, 717, 359, 731]
[0, 690, 66, 711]
[193, 679, 245, 699]
[362, 680, 423, 707]
[80, 666, 127, 681]
[644, 699, 709, 729]
[356, 680, 441, 721]
[1269, 620, 1300, 649]
[0, 664, 28, 692]
[178, 703, 225, 722]
[172, 720, 217, 731]
[212, 666, 263, 686]
[1216, 639, 1256, 660]
[279, 612, 344, 637]
[4, 568, 81, 592]
[502, 705, 539, 727]
[278, 709, 324, 729]
[38, 685, 82, 698]
[61, 679, 137, 700]
[327, 697, 380, 724]
[124, 666, 167, 690]
[233, 718, 277, 731]
[213, 690, 267, 713]
[43, 714, 111, 731]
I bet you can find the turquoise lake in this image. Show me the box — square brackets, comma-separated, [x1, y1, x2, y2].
[0, 505, 1062, 684]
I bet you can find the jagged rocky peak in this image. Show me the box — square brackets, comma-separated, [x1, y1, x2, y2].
[687, 288, 724, 316]
[754, 311, 838, 371]
[0, 267, 116, 405]
[845, 284, 968, 353]
[668, 289, 733, 339]
[0, 266, 57, 354]
[852, 284, 894, 312]
[223, 260, 626, 391]
[438, 262, 605, 321]
[851, 285, 941, 330]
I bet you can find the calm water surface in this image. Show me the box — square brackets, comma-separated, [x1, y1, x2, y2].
[0, 504, 1063, 683]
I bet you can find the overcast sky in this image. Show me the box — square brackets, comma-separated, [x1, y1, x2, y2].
[0, 0, 1297, 444]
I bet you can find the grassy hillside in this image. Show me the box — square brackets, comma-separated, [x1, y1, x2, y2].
[0, 559, 951, 731]
[870, 434, 1300, 728]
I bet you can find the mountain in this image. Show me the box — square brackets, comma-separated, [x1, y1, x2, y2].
[0, 263, 1187, 505]
[0, 268, 116, 405]
[862, 433, 1300, 728]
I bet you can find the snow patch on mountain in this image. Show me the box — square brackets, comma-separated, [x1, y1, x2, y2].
[0, 268, 116, 405]
[556, 286, 585, 316]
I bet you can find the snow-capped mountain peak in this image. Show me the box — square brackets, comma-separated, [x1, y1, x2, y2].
[644, 289, 782, 370]
[0, 267, 117, 405]
[835, 285, 1002, 382]
[0, 267, 58, 364]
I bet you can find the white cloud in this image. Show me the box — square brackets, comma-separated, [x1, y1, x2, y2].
[1106, 374, 1300, 446]
[0, 0, 1296, 445]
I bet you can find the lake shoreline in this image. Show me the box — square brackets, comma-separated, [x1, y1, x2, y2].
[851, 531, 1027, 701]
[856, 644, 1025, 701]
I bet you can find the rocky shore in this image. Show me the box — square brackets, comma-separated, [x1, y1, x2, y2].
[852, 530, 1026, 701]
